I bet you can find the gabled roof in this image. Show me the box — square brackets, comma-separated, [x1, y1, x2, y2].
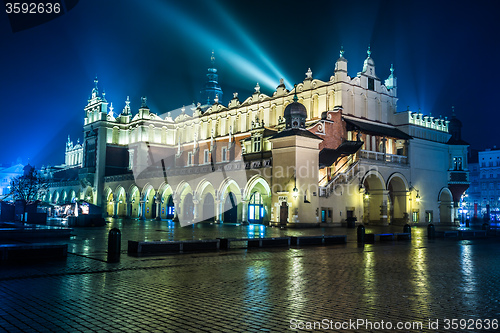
[344, 116, 412, 140]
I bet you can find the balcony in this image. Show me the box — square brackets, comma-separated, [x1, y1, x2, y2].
[449, 171, 469, 184]
[358, 150, 407, 165]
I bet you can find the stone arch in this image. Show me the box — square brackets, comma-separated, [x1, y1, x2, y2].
[244, 175, 272, 224]
[60, 190, 68, 204]
[174, 181, 194, 225]
[157, 183, 174, 219]
[69, 190, 76, 203]
[439, 187, 453, 224]
[44, 190, 52, 203]
[52, 190, 59, 204]
[114, 186, 127, 217]
[386, 173, 409, 225]
[128, 185, 141, 218]
[362, 170, 386, 224]
[84, 186, 94, 203]
[194, 179, 216, 223]
[103, 187, 114, 217]
[218, 178, 242, 223]
[141, 183, 156, 219]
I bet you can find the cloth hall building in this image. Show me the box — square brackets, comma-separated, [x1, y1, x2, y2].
[41, 49, 469, 227]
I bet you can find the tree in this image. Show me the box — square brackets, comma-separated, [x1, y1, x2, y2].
[9, 164, 47, 203]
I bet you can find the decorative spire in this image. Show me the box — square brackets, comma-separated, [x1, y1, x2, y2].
[91, 76, 99, 98]
[181, 105, 186, 113]
[214, 94, 219, 104]
[305, 68, 313, 80]
[141, 96, 148, 108]
[233, 92, 238, 99]
[254, 83, 260, 94]
[340, 45, 345, 58]
[367, 45, 371, 58]
[390, 64, 394, 75]
[293, 84, 298, 102]
[122, 96, 130, 115]
[201, 50, 223, 105]
[109, 102, 114, 115]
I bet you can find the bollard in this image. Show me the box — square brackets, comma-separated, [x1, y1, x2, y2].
[465, 219, 470, 228]
[107, 228, 121, 263]
[403, 223, 411, 235]
[427, 223, 435, 239]
[357, 224, 365, 243]
[482, 222, 490, 231]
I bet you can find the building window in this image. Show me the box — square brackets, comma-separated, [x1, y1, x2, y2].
[453, 157, 463, 170]
[253, 136, 262, 152]
[368, 78, 374, 91]
[412, 210, 419, 223]
[204, 149, 209, 164]
[222, 147, 227, 162]
[187, 152, 193, 166]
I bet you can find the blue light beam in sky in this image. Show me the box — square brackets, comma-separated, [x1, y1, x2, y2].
[149, 0, 286, 92]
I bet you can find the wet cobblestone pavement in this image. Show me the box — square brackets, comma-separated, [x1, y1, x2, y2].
[1, 220, 500, 332]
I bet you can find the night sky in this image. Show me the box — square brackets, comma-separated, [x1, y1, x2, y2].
[0, 0, 498, 167]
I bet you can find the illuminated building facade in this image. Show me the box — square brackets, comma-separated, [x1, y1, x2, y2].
[42, 49, 469, 226]
[463, 148, 500, 221]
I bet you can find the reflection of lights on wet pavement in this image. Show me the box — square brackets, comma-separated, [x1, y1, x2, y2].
[248, 224, 265, 238]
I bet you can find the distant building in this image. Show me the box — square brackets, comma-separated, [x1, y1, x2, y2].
[41, 48, 469, 226]
[462, 147, 500, 221]
[0, 163, 24, 199]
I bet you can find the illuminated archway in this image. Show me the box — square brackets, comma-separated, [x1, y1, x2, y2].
[218, 178, 242, 223]
[387, 173, 408, 225]
[69, 190, 76, 203]
[439, 188, 453, 224]
[115, 186, 127, 217]
[176, 181, 194, 224]
[52, 190, 59, 204]
[141, 184, 156, 219]
[84, 187, 94, 204]
[129, 185, 140, 218]
[195, 179, 216, 223]
[244, 175, 271, 224]
[61, 190, 68, 204]
[158, 183, 173, 219]
[105, 189, 114, 217]
[362, 171, 386, 224]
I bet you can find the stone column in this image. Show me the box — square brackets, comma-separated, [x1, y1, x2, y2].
[380, 190, 389, 225]
[363, 194, 370, 223]
[126, 200, 132, 218]
[139, 200, 146, 220]
[112, 200, 118, 218]
[193, 199, 200, 223]
[155, 198, 162, 221]
[214, 199, 222, 223]
[173, 198, 180, 222]
[241, 200, 249, 225]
